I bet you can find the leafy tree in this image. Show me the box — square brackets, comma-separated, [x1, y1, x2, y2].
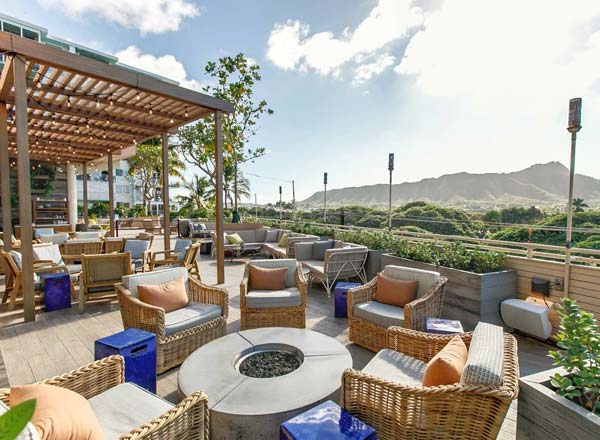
[177, 175, 211, 213]
[88, 201, 109, 218]
[127, 138, 184, 215]
[573, 198, 589, 213]
[175, 53, 272, 215]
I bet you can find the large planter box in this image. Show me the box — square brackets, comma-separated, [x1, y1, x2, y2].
[517, 368, 600, 439]
[381, 254, 516, 331]
[364, 249, 386, 280]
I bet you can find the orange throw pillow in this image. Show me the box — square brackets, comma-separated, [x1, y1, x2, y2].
[422, 335, 468, 386]
[137, 276, 188, 312]
[374, 273, 418, 307]
[248, 265, 288, 290]
[10, 384, 103, 440]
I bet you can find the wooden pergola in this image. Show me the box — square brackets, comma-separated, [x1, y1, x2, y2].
[0, 32, 233, 322]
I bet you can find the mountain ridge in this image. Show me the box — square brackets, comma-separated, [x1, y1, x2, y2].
[298, 162, 600, 209]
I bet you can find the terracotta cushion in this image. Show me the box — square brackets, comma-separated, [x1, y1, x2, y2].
[10, 383, 103, 440]
[248, 265, 288, 291]
[374, 273, 418, 308]
[137, 276, 188, 312]
[422, 335, 468, 386]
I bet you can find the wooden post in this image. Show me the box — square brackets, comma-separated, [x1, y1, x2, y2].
[161, 133, 170, 252]
[82, 162, 89, 228]
[107, 153, 115, 237]
[0, 104, 12, 252]
[13, 54, 35, 322]
[214, 111, 225, 284]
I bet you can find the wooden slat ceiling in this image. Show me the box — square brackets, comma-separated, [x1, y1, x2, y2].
[0, 32, 233, 165]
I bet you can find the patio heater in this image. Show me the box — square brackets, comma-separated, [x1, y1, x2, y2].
[279, 185, 283, 224]
[323, 172, 328, 223]
[388, 153, 394, 231]
[564, 97, 582, 298]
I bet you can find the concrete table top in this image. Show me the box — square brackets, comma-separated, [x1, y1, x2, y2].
[178, 327, 352, 439]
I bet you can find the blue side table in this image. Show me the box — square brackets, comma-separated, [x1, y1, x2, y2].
[40, 272, 71, 312]
[334, 282, 361, 318]
[281, 400, 376, 440]
[95, 329, 157, 393]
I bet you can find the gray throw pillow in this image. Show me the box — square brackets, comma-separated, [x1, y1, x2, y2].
[265, 230, 279, 242]
[313, 240, 334, 261]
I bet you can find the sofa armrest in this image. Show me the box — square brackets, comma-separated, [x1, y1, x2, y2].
[403, 276, 448, 330]
[116, 284, 166, 336]
[347, 277, 376, 317]
[387, 327, 473, 362]
[0, 355, 125, 405]
[294, 242, 314, 261]
[188, 277, 229, 319]
[121, 391, 209, 440]
[286, 235, 318, 256]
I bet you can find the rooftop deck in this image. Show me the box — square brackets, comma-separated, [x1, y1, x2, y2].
[0, 232, 556, 439]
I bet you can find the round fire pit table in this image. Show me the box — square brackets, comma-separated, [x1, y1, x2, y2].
[178, 327, 352, 439]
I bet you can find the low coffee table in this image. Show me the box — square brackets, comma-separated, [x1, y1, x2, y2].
[178, 328, 352, 439]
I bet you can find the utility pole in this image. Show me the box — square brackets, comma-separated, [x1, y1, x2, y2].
[279, 185, 283, 224]
[323, 172, 328, 223]
[564, 97, 582, 298]
[255, 193, 258, 220]
[388, 153, 394, 231]
[292, 180, 296, 212]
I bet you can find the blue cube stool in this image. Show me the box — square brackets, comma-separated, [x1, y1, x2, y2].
[95, 329, 157, 393]
[280, 400, 376, 440]
[334, 282, 361, 318]
[41, 272, 71, 312]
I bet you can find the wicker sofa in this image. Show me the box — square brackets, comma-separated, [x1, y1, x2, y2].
[240, 259, 307, 329]
[0, 355, 209, 439]
[295, 240, 368, 296]
[116, 267, 228, 373]
[348, 265, 448, 352]
[342, 323, 519, 440]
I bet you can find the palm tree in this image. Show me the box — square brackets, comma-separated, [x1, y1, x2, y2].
[206, 166, 251, 209]
[177, 175, 210, 213]
[573, 198, 589, 213]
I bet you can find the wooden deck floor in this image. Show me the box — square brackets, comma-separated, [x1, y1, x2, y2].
[0, 234, 556, 439]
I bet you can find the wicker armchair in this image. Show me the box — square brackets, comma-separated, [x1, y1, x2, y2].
[240, 259, 308, 330]
[79, 253, 132, 313]
[348, 265, 447, 352]
[60, 239, 104, 264]
[341, 326, 519, 440]
[104, 238, 125, 253]
[295, 240, 369, 296]
[0, 355, 209, 439]
[116, 268, 228, 373]
[150, 241, 201, 279]
[0, 249, 69, 310]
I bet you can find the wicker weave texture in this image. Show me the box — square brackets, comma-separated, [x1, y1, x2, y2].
[116, 276, 228, 373]
[239, 261, 307, 330]
[342, 328, 519, 440]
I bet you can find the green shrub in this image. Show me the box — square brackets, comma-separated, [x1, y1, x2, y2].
[549, 298, 600, 414]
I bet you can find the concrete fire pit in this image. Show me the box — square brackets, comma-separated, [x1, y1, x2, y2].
[178, 327, 352, 439]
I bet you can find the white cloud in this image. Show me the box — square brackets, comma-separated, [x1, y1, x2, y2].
[38, 0, 199, 34]
[266, 0, 422, 84]
[353, 53, 395, 86]
[115, 46, 203, 91]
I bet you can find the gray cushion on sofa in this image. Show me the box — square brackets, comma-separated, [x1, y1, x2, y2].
[122, 267, 188, 298]
[354, 301, 405, 328]
[313, 240, 334, 260]
[461, 322, 504, 387]
[88, 382, 172, 440]
[265, 229, 279, 242]
[362, 349, 426, 387]
[246, 288, 301, 309]
[165, 303, 222, 336]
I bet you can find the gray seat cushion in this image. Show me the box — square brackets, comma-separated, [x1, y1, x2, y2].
[302, 260, 325, 276]
[124, 240, 150, 260]
[265, 229, 279, 242]
[354, 301, 405, 328]
[165, 303, 223, 336]
[313, 240, 334, 260]
[246, 287, 301, 309]
[88, 382, 172, 440]
[66, 264, 81, 274]
[461, 322, 504, 387]
[362, 349, 426, 387]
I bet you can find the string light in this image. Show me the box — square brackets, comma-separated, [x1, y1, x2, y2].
[136, 90, 140, 100]
[109, 94, 114, 106]
[133, 138, 137, 145]
[86, 118, 90, 129]
[105, 116, 110, 125]
[95, 95, 100, 109]
[149, 106, 153, 115]
[52, 113, 56, 125]
[170, 113, 174, 124]
[184, 106, 188, 118]
[36, 80, 42, 89]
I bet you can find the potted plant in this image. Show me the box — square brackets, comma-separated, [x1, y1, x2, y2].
[517, 298, 600, 439]
[381, 240, 516, 330]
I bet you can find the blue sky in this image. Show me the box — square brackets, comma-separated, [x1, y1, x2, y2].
[4, 0, 600, 204]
